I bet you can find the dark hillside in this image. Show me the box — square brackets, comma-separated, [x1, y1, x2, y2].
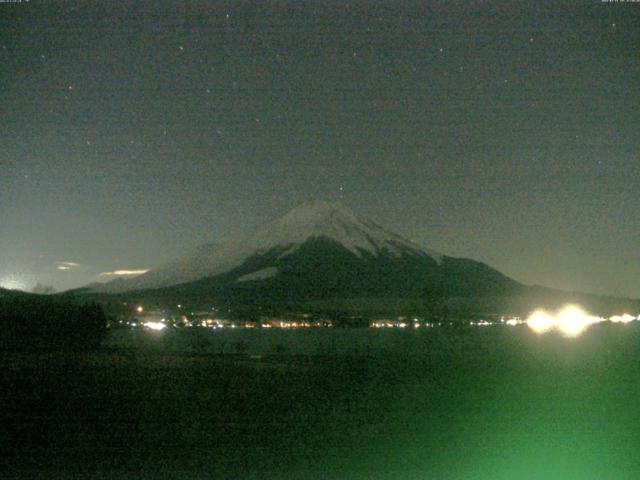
[0, 294, 107, 352]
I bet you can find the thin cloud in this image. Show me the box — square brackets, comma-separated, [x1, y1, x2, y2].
[56, 261, 80, 271]
[99, 269, 149, 277]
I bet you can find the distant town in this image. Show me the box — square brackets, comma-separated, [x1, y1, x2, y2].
[116, 302, 526, 331]
[118, 304, 639, 336]
[114, 304, 524, 331]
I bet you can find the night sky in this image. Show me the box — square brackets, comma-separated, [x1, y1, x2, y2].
[1, 1, 639, 296]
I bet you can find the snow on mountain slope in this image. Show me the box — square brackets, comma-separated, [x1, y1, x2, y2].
[90, 201, 443, 293]
[244, 201, 441, 259]
[237, 267, 279, 282]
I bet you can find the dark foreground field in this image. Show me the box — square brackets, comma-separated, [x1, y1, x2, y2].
[2, 325, 640, 479]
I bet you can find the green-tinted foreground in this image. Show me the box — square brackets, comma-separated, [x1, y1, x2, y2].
[2, 324, 640, 479]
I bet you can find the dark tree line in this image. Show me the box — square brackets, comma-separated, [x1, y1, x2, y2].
[0, 295, 107, 352]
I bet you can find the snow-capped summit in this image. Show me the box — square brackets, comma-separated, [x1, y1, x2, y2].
[89, 201, 443, 293]
[241, 200, 442, 259]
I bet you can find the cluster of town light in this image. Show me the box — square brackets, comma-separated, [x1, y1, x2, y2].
[128, 304, 636, 336]
[143, 321, 166, 331]
[126, 305, 336, 330]
[525, 305, 637, 337]
[370, 318, 428, 328]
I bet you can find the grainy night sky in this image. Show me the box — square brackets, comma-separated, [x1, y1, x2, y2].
[1, 1, 639, 295]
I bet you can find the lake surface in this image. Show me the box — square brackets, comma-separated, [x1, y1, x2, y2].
[3, 324, 640, 479]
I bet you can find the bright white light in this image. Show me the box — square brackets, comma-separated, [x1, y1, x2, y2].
[610, 313, 635, 324]
[136, 306, 144, 313]
[505, 319, 519, 326]
[527, 310, 555, 334]
[557, 305, 592, 337]
[526, 305, 604, 337]
[144, 321, 166, 331]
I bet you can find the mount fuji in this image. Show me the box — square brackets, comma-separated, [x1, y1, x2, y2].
[86, 201, 523, 303]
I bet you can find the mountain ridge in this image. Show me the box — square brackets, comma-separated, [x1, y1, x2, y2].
[89, 201, 446, 293]
[72, 202, 640, 317]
